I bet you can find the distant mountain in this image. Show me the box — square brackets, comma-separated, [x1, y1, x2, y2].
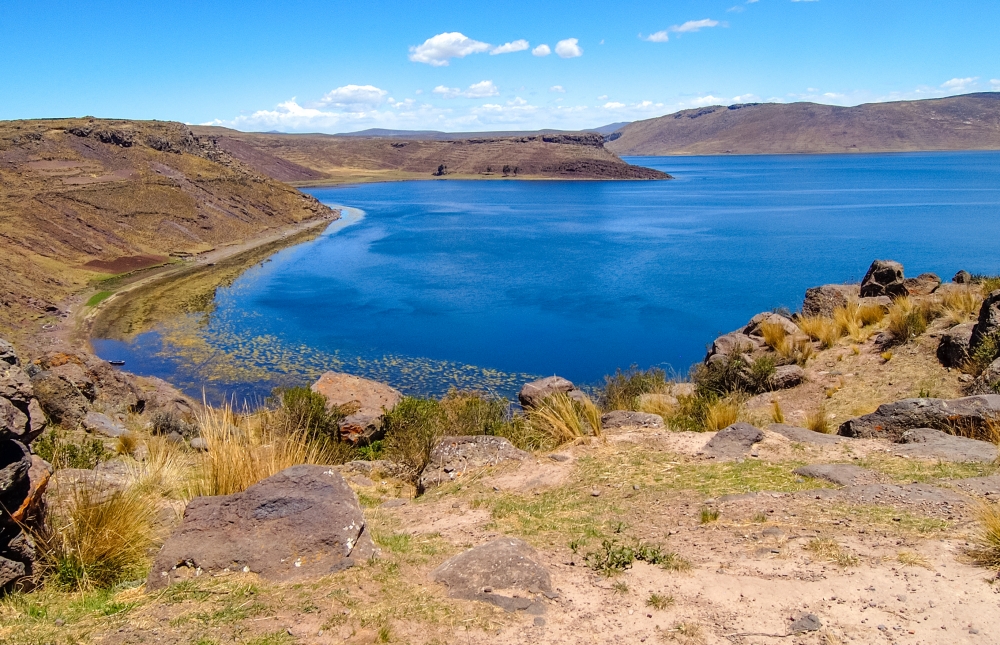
[589, 122, 630, 135]
[335, 123, 633, 140]
[605, 93, 1000, 155]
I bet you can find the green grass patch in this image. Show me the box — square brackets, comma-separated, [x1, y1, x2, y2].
[858, 457, 996, 484]
[831, 504, 950, 534]
[85, 290, 114, 307]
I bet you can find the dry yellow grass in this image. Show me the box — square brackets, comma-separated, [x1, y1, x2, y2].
[758, 321, 789, 349]
[705, 398, 740, 431]
[125, 435, 190, 499]
[797, 315, 841, 349]
[527, 393, 603, 446]
[805, 405, 832, 434]
[940, 286, 981, 324]
[770, 399, 786, 424]
[804, 537, 859, 567]
[971, 502, 1000, 568]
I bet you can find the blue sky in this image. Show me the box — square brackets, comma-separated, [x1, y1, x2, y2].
[3, 0, 998, 132]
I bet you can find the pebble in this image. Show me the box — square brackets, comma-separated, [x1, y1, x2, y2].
[54, 619, 65, 627]
[591, 489, 601, 497]
[534, 617, 545, 626]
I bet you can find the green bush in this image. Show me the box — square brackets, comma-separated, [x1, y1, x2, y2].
[33, 429, 109, 470]
[600, 366, 668, 411]
[381, 397, 446, 482]
[580, 539, 689, 576]
[439, 390, 509, 435]
[693, 354, 775, 397]
[965, 333, 1000, 378]
[269, 386, 354, 443]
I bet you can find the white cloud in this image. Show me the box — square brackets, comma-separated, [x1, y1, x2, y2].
[550, 85, 566, 93]
[318, 85, 388, 108]
[555, 38, 583, 58]
[532, 44, 551, 57]
[941, 77, 979, 91]
[603, 101, 626, 109]
[732, 93, 761, 103]
[992, 79, 1000, 88]
[645, 31, 669, 42]
[672, 19, 720, 33]
[433, 80, 500, 99]
[691, 95, 723, 106]
[408, 32, 490, 66]
[597, 95, 608, 100]
[490, 39, 529, 55]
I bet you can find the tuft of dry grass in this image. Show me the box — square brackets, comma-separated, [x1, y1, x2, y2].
[940, 287, 981, 324]
[40, 484, 157, 590]
[805, 406, 831, 434]
[704, 398, 739, 431]
[770, 399, 785, 424]
[805, 537, 858, 567]
[126, 435, 190, 499]
[527, 393, 602, 447]
[798, 315, 841, 349]
[857, 302, 886, 326]
[758, 321, 789, 349]
[886, 296, 940, 344]
[896, 551, 931, 569]
[970, 502, 1000, 569]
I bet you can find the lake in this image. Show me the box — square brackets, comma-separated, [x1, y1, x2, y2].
[93, 152, 1000, 403]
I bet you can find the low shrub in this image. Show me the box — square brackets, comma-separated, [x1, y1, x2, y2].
[963, 332, 1000, 377]
[699, 507, 720, 524]
[580, 539, 689, 576]
[660, 394, 712, 432]
[32, 429, 109, 470]
[600, 366, 668, 411]
[439, 390, 508, 436]
[150, 411, 194, 438]
[526, 392, 602, 448]
[694, 353, 775, 397]
[971, 502, 1000, 569]
[381, 397, 446, 483]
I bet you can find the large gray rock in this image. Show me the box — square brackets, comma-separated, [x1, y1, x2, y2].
[431, 537, 553, 612]
[770, 365, 805, 390]
[518, 376, 577, 408]
[419, 435, 529, 491]
[838, 395, 1000, 441]
[794, 464, 880, 487]
[970, 289, 1000, 353]
[953, 270, 972, 284]
[601, 410, 665, 431]
[767, 424, 842, 445]
[802, 284, 860, 317]
[148, 465, 375, 589]
[30, 370, 89, 428]
[902, 273, 941, 296]
[892, 428, 998, 462]
[860, 260, 907, 298]
[744, 312, 799, 338]
[700, 423, 764, 460]
[937, 323, 975, 368]
[311, 372, 403, 445]
[82, 411, 128, 438]
[705, 332, 761, 363]
[0, 439, 31, 514]
[968, 357, 1000, 395]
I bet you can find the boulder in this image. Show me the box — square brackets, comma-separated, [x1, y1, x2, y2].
[968, 358, 1000, 395]
[601, 410, 665, 431]
[135, 376, 197, 422]
[893, 428, 998, 462]
[767, 424, 841, 445]
[30, 370, 89, 427]
[419, 436, 529, 491]
[147, 465, 375, 589]
[838, 395, 1000, 441]
[902, 273, 941, 296]
[802, 284, 860, 317]
[860, 260, 907, 298]
[517, 376, 576, 408]
[794, 464, 879, 487]
[937, 323, 975, 368]
[699, 423, 764, 460]
[0, 361, 46, 443]
[970, 289, 1000, 352]
[431, 538, 553, 612]
[0, 556, 26, 592]
[11, 456, 53, 524]
[770, 365, 805, 390]
[45, 361, 96, 402]
[0, 439, 31, 515]
[0, 363, 33, 406]
[311, 372, 402, 445]
[706, 332, 761, 363]
[744, 312, 799, 338]
[953, 270, 972, 284]
[82, 411, 128, 438]
[0, 339, 17, 366]
[858, 295, 893, 311]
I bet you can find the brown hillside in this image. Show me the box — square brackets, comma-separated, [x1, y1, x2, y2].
[607, 92, 1000, 155]
[0, 118, 334, 332]
[189, 127, 670, 184]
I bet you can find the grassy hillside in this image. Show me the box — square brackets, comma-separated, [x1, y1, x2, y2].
[0, 118, 333, 332]
[606, 92, 1000, 155]
[190, 127, 670, 184]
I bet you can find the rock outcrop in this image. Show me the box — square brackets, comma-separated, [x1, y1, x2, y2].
[311, 372, 403, 445]
[419, 436, 529, 491]
[431, 538, 553, 612]
[892, 428, 998, 462]
[937, 323, 975, 368]
[838, 395, 1000, 441]
[902, 273, 941, 296]
[700, 423, 764, 460]
[148, 465, 375, 589]
[600, 410, 665, 431]
[860, 260, 907, 298]
[970, 289, 1000, 352]
[802, 284, 860, 317]
[794, 464, 880, 487]
[517, 376, 586, 408]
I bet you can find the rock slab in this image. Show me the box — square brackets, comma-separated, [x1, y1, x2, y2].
[892, 428, 998, 463]
[147, 465, 375, 589]
[431, 538, 553, 612]
[518, 376, 581, 408]
[794, 464, 880, 487]
[767, 424, 841, 445]
[311, 372, 403, 445]
[601, 410, 665, 431]
[700, 423, 764, 460]
[802, 284, 860, 318]
[838, 395, 1000, 441]
[419, 435, 529, 491]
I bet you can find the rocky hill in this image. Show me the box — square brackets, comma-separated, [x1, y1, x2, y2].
[0, 118, 334, 334]
[606, 92, 1000, 155]
[189, 127, 670, 184]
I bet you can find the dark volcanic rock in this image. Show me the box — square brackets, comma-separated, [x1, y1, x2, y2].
[0, 439, 31, 514]
[600, 410, 665, 431]
[838, 395, 1000, 441]
[802, 284, 860, 317]
[937, 323, 975, 368]
[789, 613, 822, 634]
[30, 370, 89, 428]
[902, 273, 941, 296]
[968, 357, 1000, 395]
[147, 465, 375, 589]
[431, 538, 553, 612]
[518, 376, 577, 408]
[771, 365, 806, 390]
[970, 289, 1000, 352]
[419, 436, 528, 491]
[0, 339, 17, 366]
[953, 270, 972, 284]
[794, 464, 880, 487]
[767, 424, 842, 445]
[700, 423, 764, 460]
[860, 260, 907, 298]
[744, 312, 799, 338]
[892, 428, 998, 462]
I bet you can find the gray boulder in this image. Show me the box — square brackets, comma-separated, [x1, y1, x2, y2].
[0, 361, 46, 443]
[744, 312, 799, 338]
[311, 372, 402, 445]
[968, 358, 1000, 395]
[838, 395, 1000, 441]
[0, 439, 31, 513]
[518, 376, 578, 408]
[893, 428, 998, 462]
[30, 370, 89, 428]
[970, 289, 1000, 352]
[860, 259, 907, 298]
[802, 284, 860, 317]
[700, 423, 764, 460]
[601, 410, 665, 431]
[706, 332, 761, 363]
[148, 465, 375, 589]
[937, 323, 975, 368]
[431, 538, 553, 612]
[0, 556, 26, 592]
[0, 339, 17, 366]
[82, 411, 128, 438]
[419, 435, 528, 491]
[767, 424, 841, 445]
[902, 273, 941, 296]
[953, 270, 972, 284]
[794, 464, 879, 487]
[770, 365, 805, 390]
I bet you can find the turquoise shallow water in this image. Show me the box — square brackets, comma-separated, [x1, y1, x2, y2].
[93, 152, 1000, 403]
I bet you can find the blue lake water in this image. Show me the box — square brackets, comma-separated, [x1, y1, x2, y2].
[93, 152, 1000, 403]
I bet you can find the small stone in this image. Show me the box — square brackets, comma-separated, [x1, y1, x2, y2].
[878, 624, 887, 631]
[533, 617, 545, 627]
[590, 489, 601, 497]
[549, 453, 571, 462]
[55, 619, 65, 627]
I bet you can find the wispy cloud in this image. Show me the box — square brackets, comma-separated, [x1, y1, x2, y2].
[432, 80, 500, 99]
[550, 85, 566, 93]
[645, 31, 670, 42]
[490, 39, 529, 55]
[555, 38, 583, 58]
[532, 44, 551, 57]
[317, 85, 388, 108]
[645, 19, 720, 41]
[941, 77, 979, 91]
[409, 32, 490, 66]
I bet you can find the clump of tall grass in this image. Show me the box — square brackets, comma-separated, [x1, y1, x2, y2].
[40, 484, 157, 590]
[770, 399, 785, 424]
[439, 389, 509, 436]
[940, 286, 981, 324]
[703, 398, 740, 431]
[886, 297, 941, 345]
[693, 353, 775, 397]
[380, 397, 445, 484]
[758, 321, 789, 350]
[972, 274, 1000, 294]
[970, 502, 1000, 569]
[774, 336, 815, 366]
[805, 405, 832, 434]
[126, 434, 189, 499]
[526, 392, 602, 446]
[600, 366, 668, 411]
